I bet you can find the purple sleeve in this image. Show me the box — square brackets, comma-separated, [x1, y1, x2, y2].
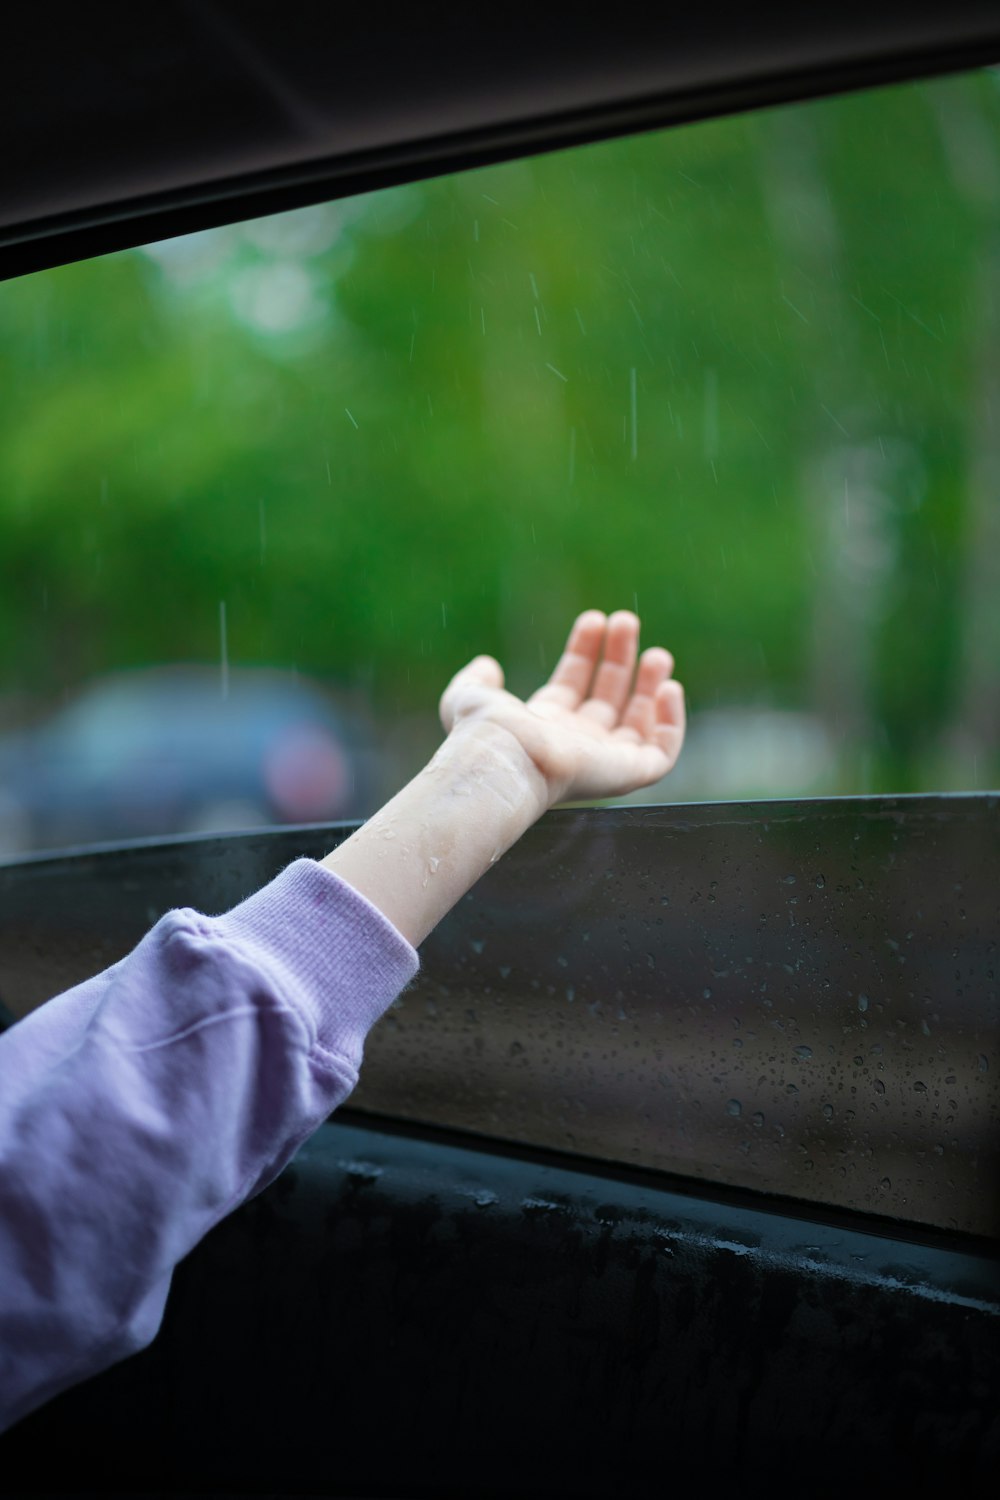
[0, 858, 418, 1434]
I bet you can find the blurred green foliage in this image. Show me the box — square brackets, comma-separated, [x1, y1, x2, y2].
[1, 68, 998, 799]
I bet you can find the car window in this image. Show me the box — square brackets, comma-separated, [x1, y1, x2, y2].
[1, 67, 999, 856]
[1, 64, 998, 1237]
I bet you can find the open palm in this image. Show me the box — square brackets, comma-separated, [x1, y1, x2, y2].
[439, 609, 685, 807]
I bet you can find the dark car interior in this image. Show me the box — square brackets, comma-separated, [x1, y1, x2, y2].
[2, 5, 999, 1495]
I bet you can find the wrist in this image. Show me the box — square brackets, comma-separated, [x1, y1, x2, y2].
[435, 717, 554, 823]
[321, 715, 550, 949]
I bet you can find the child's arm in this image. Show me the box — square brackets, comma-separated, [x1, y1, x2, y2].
[0, 608, 682, 1434]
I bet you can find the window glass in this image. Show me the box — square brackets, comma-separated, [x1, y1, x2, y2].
[1, 69, 999, 854]
[2, 803, 996, 1236]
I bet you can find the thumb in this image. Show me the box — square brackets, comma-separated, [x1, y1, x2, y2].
[439, 654, 505, 732]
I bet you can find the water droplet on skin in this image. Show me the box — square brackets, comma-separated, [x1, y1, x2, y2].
[979, 1054, 989, 1073]
[880, 1177, 891, 1192]
[751, 1111, 765, 1128]
[822, 1103, 834, 1121]
[474, 1189, 498, 1208]
[794, 1045, 813, 1061]
[913, 1080, 927, 1093]
[783, 875, 796, 885]
[873, 1079, 885, 1095]
[428, 855, 440, 872]
[858, 994, 870, 1013]
[727, 1099, 742, 1117]
[815, 875, 826, 889]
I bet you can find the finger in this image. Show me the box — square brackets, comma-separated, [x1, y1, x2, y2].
[527, 609, 607, 710]
[578, 610, 640, 727]
[439, 654, 504, 732]
[656, 678, 684, 724]
[619, 646, 674, 740]
[652, 679, 686, 766]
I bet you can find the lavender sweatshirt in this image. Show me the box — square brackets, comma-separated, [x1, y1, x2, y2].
[0, 858, 418, 1434]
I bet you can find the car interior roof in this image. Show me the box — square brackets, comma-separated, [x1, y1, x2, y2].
[3, 2, 1000, 280]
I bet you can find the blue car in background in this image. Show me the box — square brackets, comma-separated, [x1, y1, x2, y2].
[0, 666, 371, 855]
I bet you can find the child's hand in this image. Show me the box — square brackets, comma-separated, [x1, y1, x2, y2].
[439, 610, 685, 808]
[328, 609, 683, 944]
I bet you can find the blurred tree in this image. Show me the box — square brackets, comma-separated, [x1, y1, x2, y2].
[0, 69, 997, 803]
[931, 76, 1000, 784]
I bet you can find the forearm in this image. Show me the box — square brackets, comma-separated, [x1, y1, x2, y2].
[321, 721, 551, 948]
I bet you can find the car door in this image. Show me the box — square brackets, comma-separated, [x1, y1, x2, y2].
[1, 7, 998, 1494]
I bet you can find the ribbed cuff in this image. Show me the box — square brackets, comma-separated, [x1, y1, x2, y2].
[210, 858, 419, 1068]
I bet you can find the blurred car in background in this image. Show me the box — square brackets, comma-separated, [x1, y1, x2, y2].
[0, 666, 371, 856]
